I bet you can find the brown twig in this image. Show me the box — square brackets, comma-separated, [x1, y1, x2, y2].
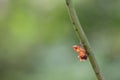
[65, 0, 105, 80]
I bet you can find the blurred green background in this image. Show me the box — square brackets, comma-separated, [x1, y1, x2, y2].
[0, 0, 120, 80]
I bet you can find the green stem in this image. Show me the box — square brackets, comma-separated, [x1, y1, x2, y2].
[65, 0, 104, 80]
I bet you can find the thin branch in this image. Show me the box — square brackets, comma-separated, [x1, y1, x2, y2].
[65, 0, 104, 80]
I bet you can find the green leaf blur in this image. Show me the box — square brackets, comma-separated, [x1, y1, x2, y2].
[0, 0, 120, 80]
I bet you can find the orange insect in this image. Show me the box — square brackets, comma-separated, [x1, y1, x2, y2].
[73, 45, 87, 61]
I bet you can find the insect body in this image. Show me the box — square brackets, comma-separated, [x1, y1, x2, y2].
[73, 45, 87, 61]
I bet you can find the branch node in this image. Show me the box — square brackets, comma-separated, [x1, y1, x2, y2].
[66, 0, 69, 6]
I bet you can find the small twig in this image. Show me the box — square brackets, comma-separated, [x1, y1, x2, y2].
[65, 0, 104, 80]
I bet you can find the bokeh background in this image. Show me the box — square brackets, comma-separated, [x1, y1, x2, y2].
[0, 0, 120, 80]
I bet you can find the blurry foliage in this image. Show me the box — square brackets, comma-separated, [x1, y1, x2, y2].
[0, 0, 120, 80]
